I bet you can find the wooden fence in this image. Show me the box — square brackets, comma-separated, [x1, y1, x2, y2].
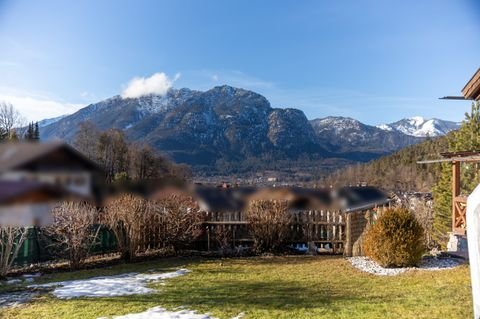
[203, 209, 346, 253]
[13, 209, 348, 266]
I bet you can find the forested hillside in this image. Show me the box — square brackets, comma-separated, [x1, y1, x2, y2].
[321, 134, 449, 192]
[323, 103, 480, 248]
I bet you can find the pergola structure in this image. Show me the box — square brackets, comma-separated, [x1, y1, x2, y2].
[436, 67, 480, 319]
[418, 68, 480, 235]
[419, 152, 480, 235]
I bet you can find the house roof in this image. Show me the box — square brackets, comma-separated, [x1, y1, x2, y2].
[248, 186, 333, 210]
[193, 185, 388, 213]
[462, 68, 480, 101]
[0, 141, 101, 173]
[194, 185, 257, 212]
[336, 186, 390, 212]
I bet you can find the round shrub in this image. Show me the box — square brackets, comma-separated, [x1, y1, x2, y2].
[363, 208, 425, 267]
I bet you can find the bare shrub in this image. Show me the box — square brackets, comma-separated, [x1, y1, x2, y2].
[0, 226, 28, 278]
[411, 200, 435, 249]
[103, 194, 153, 261]
[155, 194, 204, 252]
[363, 208, 425, 267]
[45, 202, 100, 269]
[394, 194, 436, 249]
[246, 200, 292, 253]
[214, 226, 232, 255]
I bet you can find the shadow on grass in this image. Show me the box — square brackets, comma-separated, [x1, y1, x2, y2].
[82, 277, 395, 314]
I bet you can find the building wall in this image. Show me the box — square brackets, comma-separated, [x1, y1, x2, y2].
[0, 171, 92, 196]
[0, 203, 54, 226]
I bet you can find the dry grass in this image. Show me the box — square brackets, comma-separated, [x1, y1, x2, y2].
[1, 256, 472, 319]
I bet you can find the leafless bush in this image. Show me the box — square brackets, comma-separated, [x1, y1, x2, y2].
[412, 200, 435, 249]
[44, 202, 100, 269]
[155, 194, 204, 252]
[103, 194, 202, 259]
[214, 226, 232, 255]
[246, 200, 292, 253]
[395, 194, 436, 249]
[103, 194, 154, 261]
[0, 226, 28, 278]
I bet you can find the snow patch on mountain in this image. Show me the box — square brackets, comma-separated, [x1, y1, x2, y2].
[311, 116, 363, 132]
[134, 88, 198, 114]
[376, 124, 392, 131]
[377, 117, 460, 137]
[37, 115, 69, 128]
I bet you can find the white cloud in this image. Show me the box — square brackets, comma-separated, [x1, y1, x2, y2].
[121, 72, 180, 99]
[211, 74, 219, 81]
[0, 91, 83, 122]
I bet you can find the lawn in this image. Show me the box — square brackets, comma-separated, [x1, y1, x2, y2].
[1, 256, 473, 319]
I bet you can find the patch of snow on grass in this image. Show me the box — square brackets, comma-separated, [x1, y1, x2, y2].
[31, 269, 190, 299]
[0, 291, 39, 308]
[97, 306, 217, 319]
[348, 256, 463, 276]
[98, 306, 245, 319]
[231, 312, 245, 319]
[6, 279, 22, 285]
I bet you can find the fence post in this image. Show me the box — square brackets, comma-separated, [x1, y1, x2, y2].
[344, 213, 352, 257]
[207, 226, 211, 251]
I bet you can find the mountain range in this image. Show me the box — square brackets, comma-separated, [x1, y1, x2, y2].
[39, 85, 460, 176]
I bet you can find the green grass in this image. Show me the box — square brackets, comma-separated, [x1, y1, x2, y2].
[1, 256, 473, 319]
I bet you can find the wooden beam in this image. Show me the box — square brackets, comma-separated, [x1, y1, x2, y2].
[418, 158, 457, 164]
[452, 161, 461, 233]
[418, 156, 480, 164]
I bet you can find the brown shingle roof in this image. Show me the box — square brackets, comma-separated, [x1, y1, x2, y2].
[0, 141, 101, 173]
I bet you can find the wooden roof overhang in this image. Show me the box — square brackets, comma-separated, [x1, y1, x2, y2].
[462, 68, 480, 101]
[441, 68, 480, 100]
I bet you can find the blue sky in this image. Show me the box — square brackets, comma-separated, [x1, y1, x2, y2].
[0, 0, 479, 124]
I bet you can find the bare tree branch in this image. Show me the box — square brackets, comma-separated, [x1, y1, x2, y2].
[246, 200, 292, 253]
[0, 226, 28, 278]
[44, 202, 100, 269]
[0, 102, 26, 140]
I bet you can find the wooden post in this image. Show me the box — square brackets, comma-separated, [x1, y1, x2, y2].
[207, 226, 211, 251]
[233, 226, 236, 248]
[452, 161, 461, 233]
[344, 213, 352, 257]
